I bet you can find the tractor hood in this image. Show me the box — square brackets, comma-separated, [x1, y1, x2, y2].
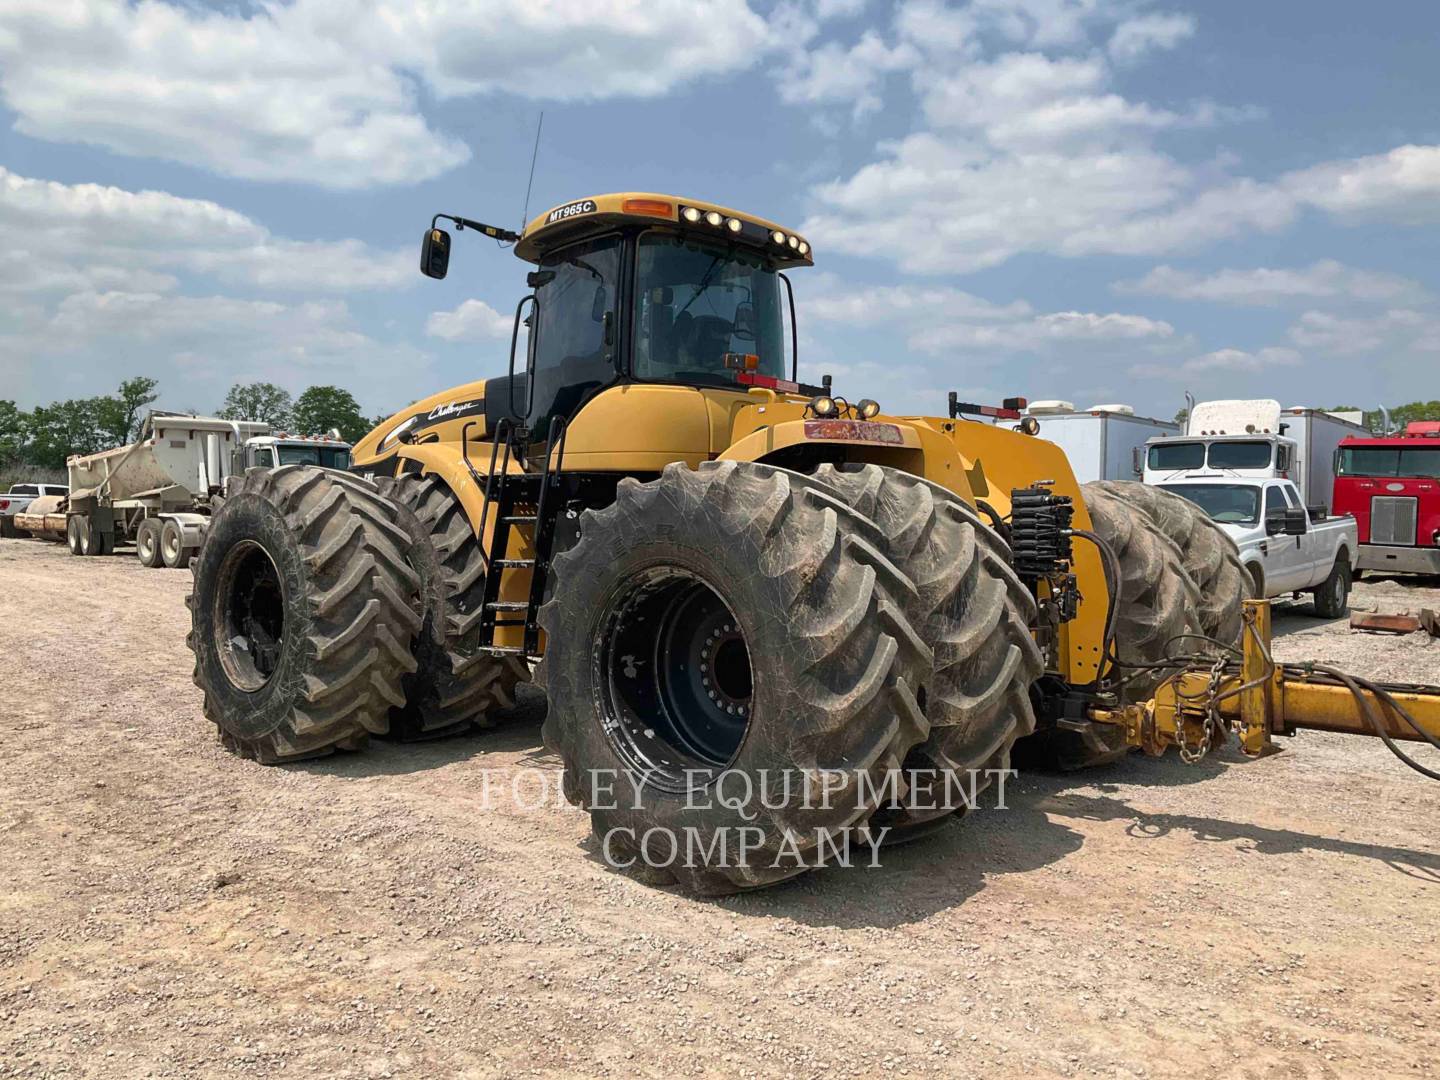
[351, 378, 491, 466]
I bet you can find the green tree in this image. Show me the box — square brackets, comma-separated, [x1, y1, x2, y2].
[96, 376, 160, 444]
[292, 385, 371, 443]
[24, 399, 109, 470]
[0, 400, 24, 467]
[219, 382, 292, 427]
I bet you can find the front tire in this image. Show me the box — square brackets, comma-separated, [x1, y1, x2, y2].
[539, 461, 931, 895]
[186, 466, 422, 763]
[378, 474, 529, 739]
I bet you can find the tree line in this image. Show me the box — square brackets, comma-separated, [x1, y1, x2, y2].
[1, 378, 390, 472]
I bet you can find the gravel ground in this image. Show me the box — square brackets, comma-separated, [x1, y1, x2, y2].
[1, 538, 1437, 1079]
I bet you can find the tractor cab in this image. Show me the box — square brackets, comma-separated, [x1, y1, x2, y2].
[420, 194, 814, 439]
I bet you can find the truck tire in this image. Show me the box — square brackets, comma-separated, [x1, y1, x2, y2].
[809, 464, 1042, 833]
[186, 465, 422, 763]
[377, 474, 530, 740]
[538, 461, 931, 895]
[1312, 556, 1351, 619]
[77, 515, 100, 557]
[1086, 481, 1251, 647]
[66, 515, 82, 555]
[0, 516, 17, 539]
[137, 519, 163, 568]
[160, 519, 188, 568]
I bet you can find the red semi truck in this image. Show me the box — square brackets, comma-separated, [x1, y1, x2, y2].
[1333, 421, 1440, 576]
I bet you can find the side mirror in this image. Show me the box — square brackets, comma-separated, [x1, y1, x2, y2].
[1131, 446, 1144, 476]
[1307, 503, 1328, 522]
[1268, 506, 1308, 536]
[420, 228, 451, 279]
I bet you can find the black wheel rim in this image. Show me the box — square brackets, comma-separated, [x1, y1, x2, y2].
[597, 567, 755, 787]
[214, 540, 286, 692]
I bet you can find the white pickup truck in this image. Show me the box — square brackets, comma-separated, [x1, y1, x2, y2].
[1154, 477, 1359, 617]
[0, 482, 69, 537]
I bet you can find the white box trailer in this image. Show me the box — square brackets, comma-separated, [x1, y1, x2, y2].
[1025, 402, 1181, 485]
[51, 412, 352, 567]
[1143, 399, 1367, 507]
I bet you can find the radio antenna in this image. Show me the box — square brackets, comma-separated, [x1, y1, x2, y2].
[516, 111, 544, 241]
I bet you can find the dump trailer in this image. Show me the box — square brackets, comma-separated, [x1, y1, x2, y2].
[57, 413, 352, 567]
[184, 193, 1438, 896]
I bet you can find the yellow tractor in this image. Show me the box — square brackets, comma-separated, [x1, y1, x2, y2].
[186, 193, 1438, 894]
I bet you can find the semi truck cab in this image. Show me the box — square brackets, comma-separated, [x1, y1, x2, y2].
[1333, 422, 1440, 575]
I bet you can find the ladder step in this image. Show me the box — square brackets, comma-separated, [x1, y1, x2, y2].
[479, 645, 530, 657]
[499, 515, 536, 525]
[492, 559, 535, 568]
[486, 601, 529, 611]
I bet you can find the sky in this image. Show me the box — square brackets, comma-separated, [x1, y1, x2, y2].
[2, 0, 1438, 423]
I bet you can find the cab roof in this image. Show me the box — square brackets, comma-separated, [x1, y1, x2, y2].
[515, 192, 815, 269]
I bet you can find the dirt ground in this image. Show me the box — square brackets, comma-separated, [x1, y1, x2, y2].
[2, 538, 1437, 1079]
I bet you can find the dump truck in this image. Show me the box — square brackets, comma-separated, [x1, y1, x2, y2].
[185, 193, 1440, 895]
[35, 414, 352, 567]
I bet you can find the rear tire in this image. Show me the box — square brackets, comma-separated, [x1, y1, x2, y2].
[186, 466, 422, 763]
[1312, 557, 1351, 619]
[809, 464, 1042, 834]
[66, 515, 82, 555]
[137, 519, 163, 568]
[539, 461, 931, 895]
[77, 516, 99, 557]
[1086, 481, 1251, 647]
[377, 474, 530, 740]
[1023, 482, 1200, 770]
[160, 520, 187, 568]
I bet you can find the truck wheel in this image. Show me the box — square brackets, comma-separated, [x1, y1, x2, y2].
[66, 515, 82, 555]
[160, 520, 188, 568]
[538, 461, 930, 895]
[186, 466, 422, 763]
[1085, 481, 1252, 647]
[137, 519, 163, 568]
[810, 464, 1042, 834]
[1312, 557, 1351, 619]
[377, 474, 530, 740]
[77, 516, 101, 557]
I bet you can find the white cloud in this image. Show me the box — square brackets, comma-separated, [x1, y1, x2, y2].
[1283, 144, 1440, 224]
[0, 166, 411, 292]
[0, 290, 433, 414]
[1107, 12, 1196, 62]
[780, 32, 920, 117]
[0, 0, 777, 188]
[1130, 346, 1302, 380]
[1287, 309, 1440, 356]
[802, 275, 1172, 354]
[426, 300, 514, 342]
[1114, 261, 1429, 306]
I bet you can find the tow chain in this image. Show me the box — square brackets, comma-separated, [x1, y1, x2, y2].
[1176, 656, 1228, 764]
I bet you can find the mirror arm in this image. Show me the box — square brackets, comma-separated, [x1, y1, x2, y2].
[434, 213, 521, 244]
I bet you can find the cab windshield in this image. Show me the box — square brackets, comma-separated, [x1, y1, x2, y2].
[277, 445, 351, 469]
[1159, 483, 1260, 525]
[632, 232, 786, 384]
